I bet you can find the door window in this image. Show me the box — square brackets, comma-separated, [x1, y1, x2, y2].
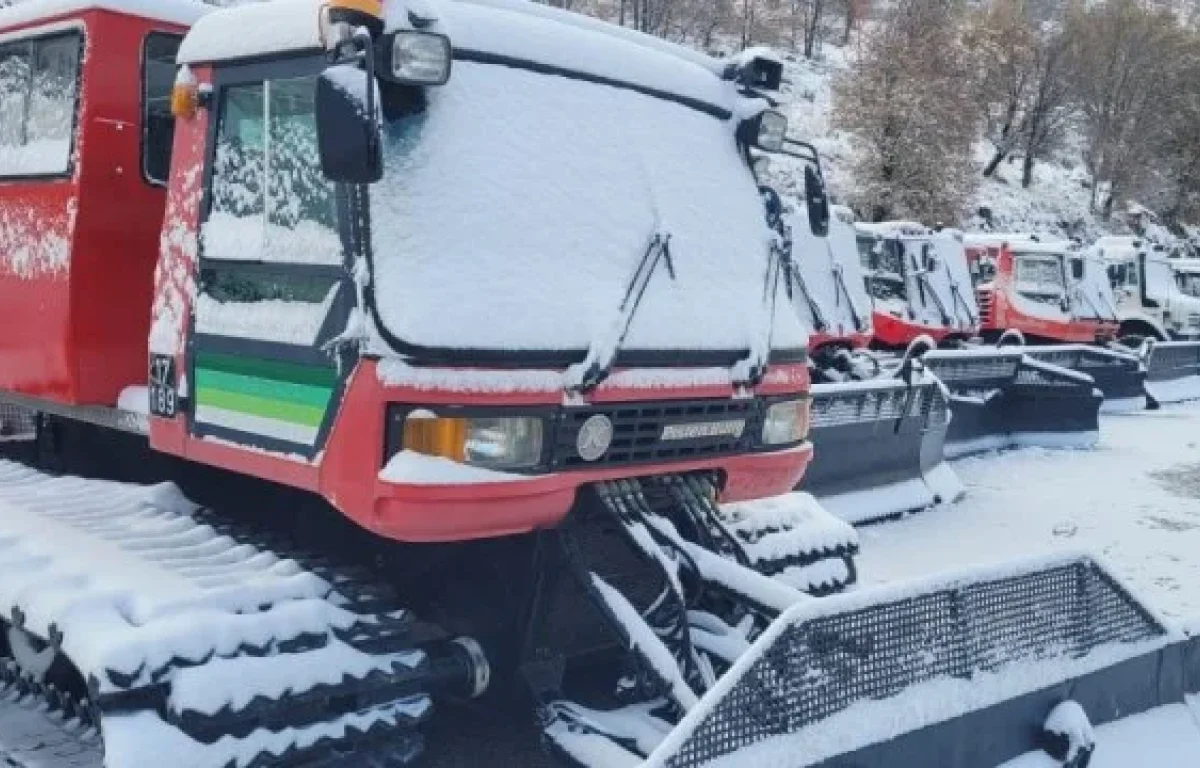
[0, 31, 80, 176]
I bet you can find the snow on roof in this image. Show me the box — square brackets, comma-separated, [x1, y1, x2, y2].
[180, 0, 726, 111]
[964, 232, 1074, 255]
[1170, 257, 1200, 274]
[0, 0, 210, 30]
[855, 220, 931, 238]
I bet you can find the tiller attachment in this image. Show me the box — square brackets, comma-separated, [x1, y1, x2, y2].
[640, 553, 1195, 768]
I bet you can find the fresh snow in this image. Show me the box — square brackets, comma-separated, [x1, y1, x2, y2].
[379, 451, 528, 484]
[0, 0, 208, 29]
[368, 54, 799, 356]
[858, 402, 1200, 624]
[999, 701, 1200, 768]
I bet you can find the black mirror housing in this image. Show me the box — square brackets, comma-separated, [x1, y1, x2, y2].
[804, 166, 830, 238]
[316, 64, 383, 184]
[1070, 259, 1085, 280]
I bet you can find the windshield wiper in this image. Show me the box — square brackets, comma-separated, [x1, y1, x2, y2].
[827, 244, 867, 333]
[565, 230, 676, 395]
[734, 188, 800, 388]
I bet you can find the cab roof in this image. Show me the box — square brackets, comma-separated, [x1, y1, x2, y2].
[177, 0, 731, 115]
[0, 0, 210, 31]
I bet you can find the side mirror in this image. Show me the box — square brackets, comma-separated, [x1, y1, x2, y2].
[1060, 296, 1071, 313]
[1070, 259, 1085, 280]
[805, 166, 829, 238]
[316, 64, 382, 184]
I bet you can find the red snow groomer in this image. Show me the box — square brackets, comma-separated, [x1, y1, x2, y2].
[0, 1, 1191, 767]
[855, 222, 980, 349]
[806, 217, 1104, 467]
[963, 233, 1148, 409]
[764, 195, 960, 524]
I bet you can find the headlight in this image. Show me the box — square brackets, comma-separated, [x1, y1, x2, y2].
[762, 399, 809, 445]
[387, 31, 452, 86]
[402, 413, 544, 470]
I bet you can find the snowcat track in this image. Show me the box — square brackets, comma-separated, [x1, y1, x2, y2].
[0, 461, 473, 768]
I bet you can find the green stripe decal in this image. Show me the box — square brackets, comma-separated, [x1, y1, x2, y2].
[195, 350, 338, 388]
[196, 368, 332, 409]
[196, 387, 327, 428]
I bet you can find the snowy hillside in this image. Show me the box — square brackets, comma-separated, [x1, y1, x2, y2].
[768, 47, 1127, 241]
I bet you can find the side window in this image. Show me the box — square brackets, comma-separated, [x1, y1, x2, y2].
[143, 33, 182, 185]
[0, 32, 80, 177]
[205, 76, 339, 265]
[197, 75, 344, 349]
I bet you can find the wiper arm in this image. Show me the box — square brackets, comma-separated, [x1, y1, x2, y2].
[827, 245, 867, 333]
[734, 187, 799, 388]
[565, 230, 676, 395]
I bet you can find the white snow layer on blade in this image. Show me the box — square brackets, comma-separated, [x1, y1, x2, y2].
[817, 476, 937, 524]
[1145, 374, 1200, 404]
[379, 451, 527, 484]
[998, 703, 1200, 767]
[642, 551, 1171, 768]
[368, 59, 803, 355]
[0, 0, 208, 29]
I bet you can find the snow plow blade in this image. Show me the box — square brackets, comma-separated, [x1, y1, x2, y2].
[923, 350, 1102, 459]
[1142, 340, 1200, 405]
[804, 378, 962, 525]
[1022, 344, 1147, 411]
[640, 552, 1199, 768]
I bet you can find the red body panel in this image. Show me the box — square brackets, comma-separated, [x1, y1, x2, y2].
[966, 245, 1118, 344]
[871, 310, 958, 348]
[0, 10, 186, 405]
[151, 361, 813, 543]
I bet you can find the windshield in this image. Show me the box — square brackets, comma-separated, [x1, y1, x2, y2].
[1177, 271, 1200, 298]
[364, 62, 807, 360]
[1013, 253, 1065, 304]
[860, 237, 907, 303]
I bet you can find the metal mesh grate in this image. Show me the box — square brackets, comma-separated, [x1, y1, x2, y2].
[809, 384, 926, 429]
[924, 357, 1020, 383]
[1015, 364, 1089, 389]
[662, 559, 1164, 768]
[0, 404, 35, 441]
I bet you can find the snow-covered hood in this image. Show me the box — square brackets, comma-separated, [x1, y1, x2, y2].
[356, 2, 802, 360]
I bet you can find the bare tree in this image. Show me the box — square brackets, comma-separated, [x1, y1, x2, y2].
[1066, 0, 1185, 217]
[832, 0, 978, 223]
[966, 0, 1037, 177]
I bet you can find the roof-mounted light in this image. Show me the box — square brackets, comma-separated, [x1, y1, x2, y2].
[381, 30, 452, 86]
[320, 0, 385, 53]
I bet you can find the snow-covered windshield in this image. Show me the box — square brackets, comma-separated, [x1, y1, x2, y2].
[366, 61, 808, 358]
[1177, 272, 1200, 298]
[1014, 253, 1065, 304]
[859, 236, 907, 303]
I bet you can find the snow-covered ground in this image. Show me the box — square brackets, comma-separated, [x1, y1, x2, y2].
[858, 401, 1200, 625]
[1000, 698, 1200, 767]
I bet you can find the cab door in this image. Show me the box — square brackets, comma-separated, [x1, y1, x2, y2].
[189, 60, 354, 458]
